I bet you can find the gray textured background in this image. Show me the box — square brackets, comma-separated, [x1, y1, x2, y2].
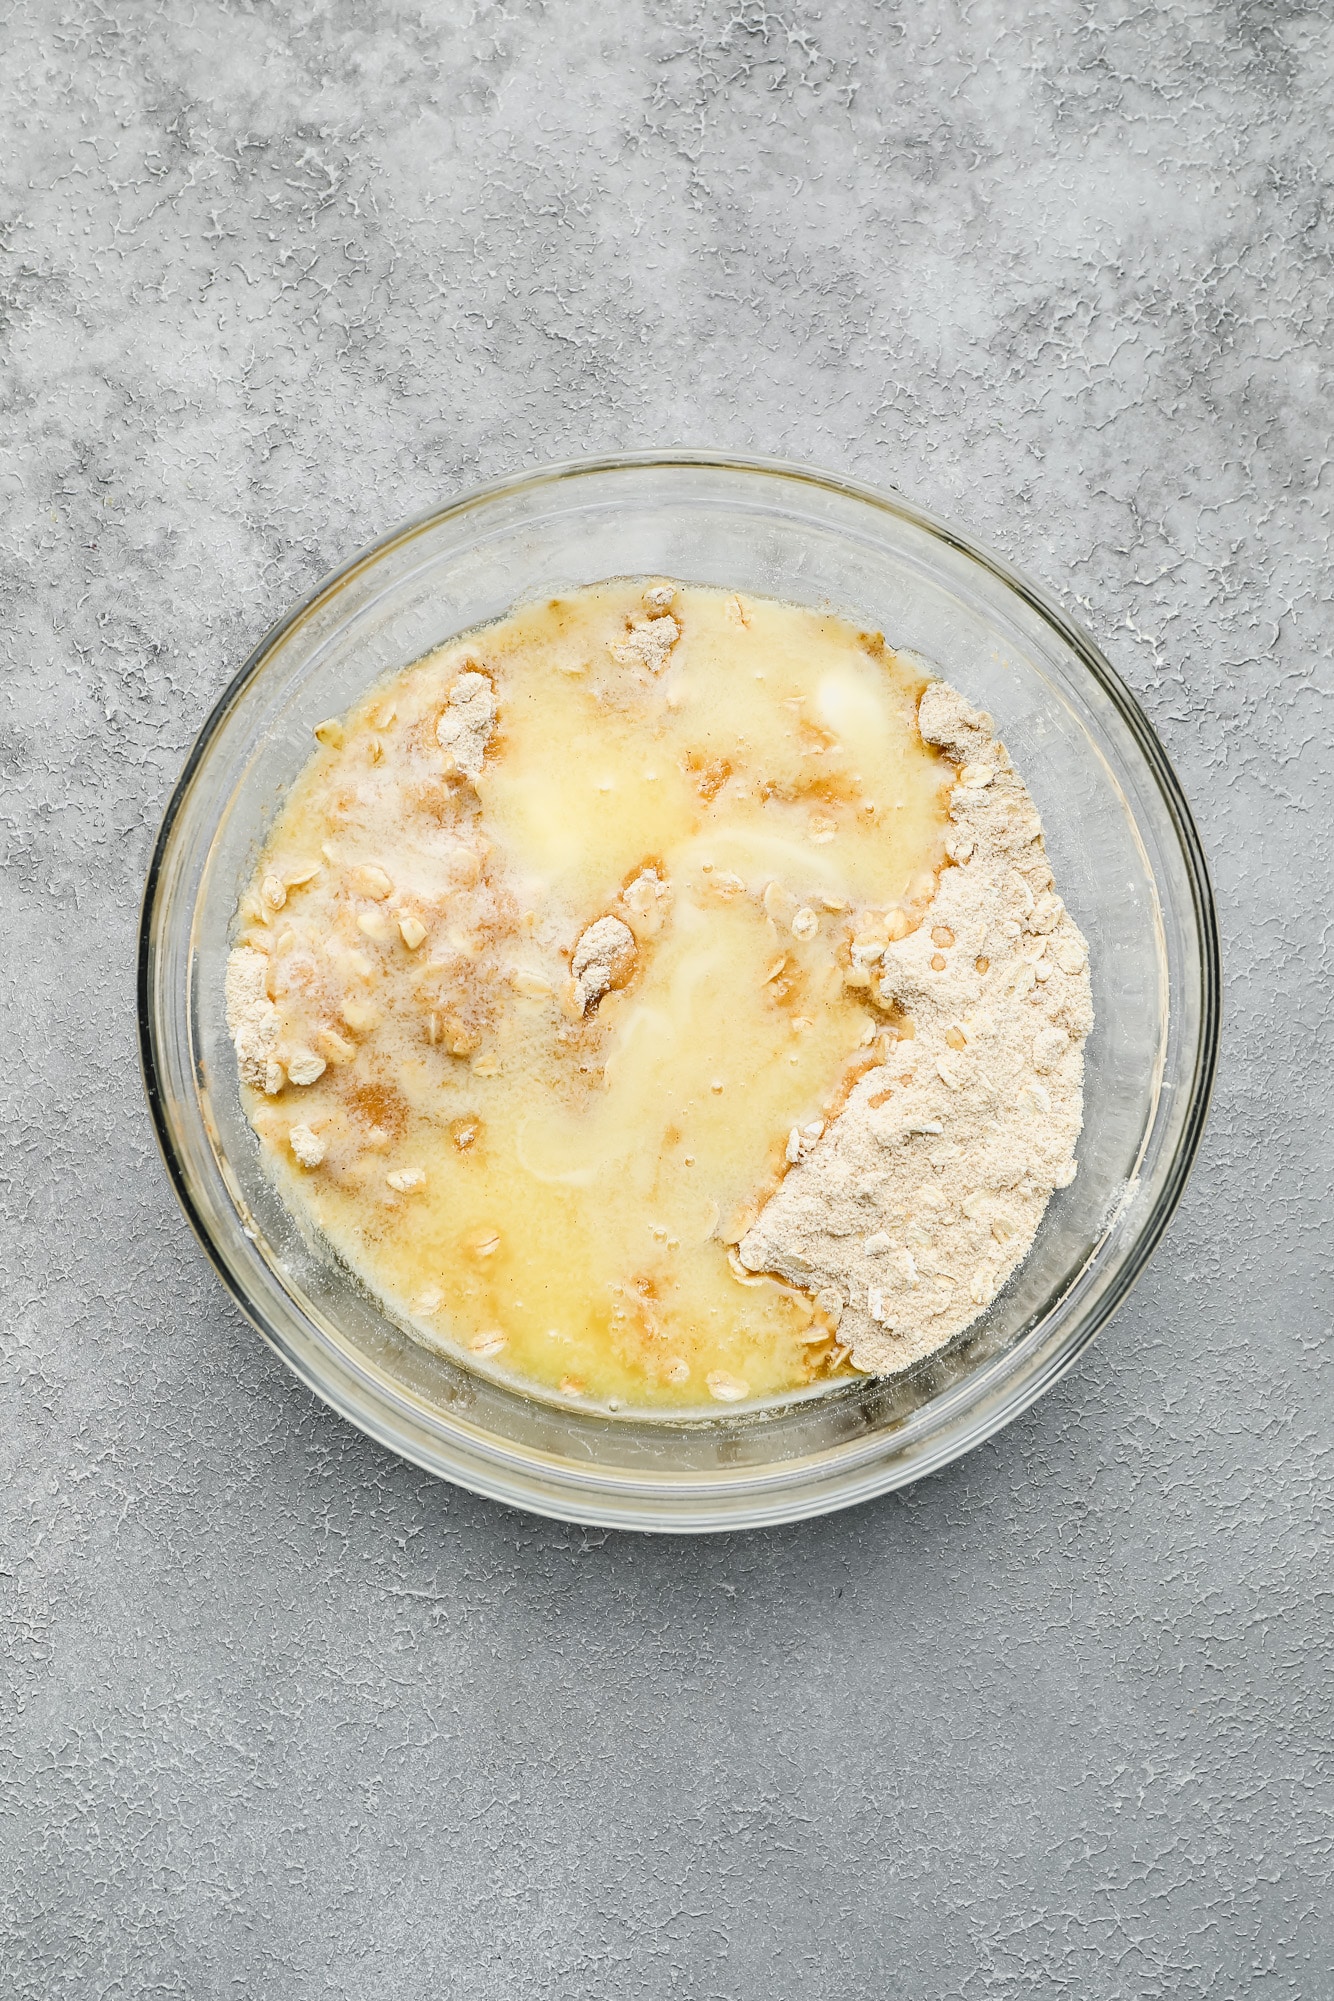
[3, 2, 1330, 1995]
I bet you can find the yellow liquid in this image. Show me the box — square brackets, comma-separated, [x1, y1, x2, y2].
[238, 582, 954, 1409]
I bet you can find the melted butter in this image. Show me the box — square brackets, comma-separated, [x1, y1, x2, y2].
[240, 582, 954, 1410]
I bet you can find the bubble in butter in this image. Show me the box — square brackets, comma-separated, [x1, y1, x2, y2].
[232, 581, 955, 1410]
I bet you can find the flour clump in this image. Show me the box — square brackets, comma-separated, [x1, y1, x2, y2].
[571, 915, 638, 1013]
[436, 668, 496, 780]
[225, 945, 282, 1093]
[611, 614, 680, 674]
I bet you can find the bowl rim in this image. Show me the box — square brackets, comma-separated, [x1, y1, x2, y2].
[137, 448, 1221, 1528]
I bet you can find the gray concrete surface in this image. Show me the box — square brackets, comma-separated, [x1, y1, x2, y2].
[3, 2, 1330, 1995]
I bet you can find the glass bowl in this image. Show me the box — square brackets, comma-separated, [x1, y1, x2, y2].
[138, 453, 1219, 1531]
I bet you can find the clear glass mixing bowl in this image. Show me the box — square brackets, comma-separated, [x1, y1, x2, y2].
[138, 454, 1219, 1530]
